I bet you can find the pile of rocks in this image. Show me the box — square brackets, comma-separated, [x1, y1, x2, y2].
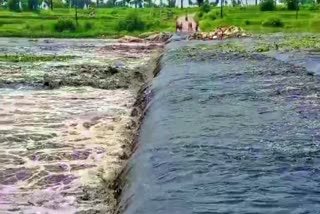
[118, 33, 172, 43]
[145, 33, 172, 43]
[118, 36, 144, 43]
[188, 26, 247, 40]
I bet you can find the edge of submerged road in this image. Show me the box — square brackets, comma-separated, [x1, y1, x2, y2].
[108, 51, 163, 214]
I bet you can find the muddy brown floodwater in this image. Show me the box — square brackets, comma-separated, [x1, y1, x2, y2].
[0, 38, 162, 213]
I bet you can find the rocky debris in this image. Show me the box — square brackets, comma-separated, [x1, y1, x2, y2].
[188, 26, 247, 40]
[139, 32, 157, 38]
[43, 64, 148, 90]
[99, 43, 164, 53]
[145, 33, 173, 43]
[118, 36, 144, 43]
[118, 33, 172, 44]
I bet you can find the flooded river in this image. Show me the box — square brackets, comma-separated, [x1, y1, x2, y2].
[2, 36, 320, 214]
[119, 40, 320, 214]
[0, 38, 160, 213]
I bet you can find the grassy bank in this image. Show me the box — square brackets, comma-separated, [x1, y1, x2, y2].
[197, 6, 320, 33]
[0, 7, 195, 38]
[1, 5, 320, 38]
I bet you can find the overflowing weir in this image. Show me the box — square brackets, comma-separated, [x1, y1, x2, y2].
[118, 41, 320, 214]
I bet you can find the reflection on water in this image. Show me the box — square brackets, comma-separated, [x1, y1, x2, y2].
[120, 45, 320, 214]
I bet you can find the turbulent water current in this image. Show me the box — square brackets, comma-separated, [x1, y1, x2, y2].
[0, 38, 159, 213]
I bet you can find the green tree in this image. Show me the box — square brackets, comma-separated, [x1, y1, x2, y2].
[168, 0, 175, 7]
[8, 0, 21, 11]
[220, 0, 224, 18]
[27, 0, 38, 10]
[285, 0, 299, 10]
[260, 0, 275, 11]
[197, 0, 204, 6]
[52, 0, 64, 8]
[106, 0, 115, 7]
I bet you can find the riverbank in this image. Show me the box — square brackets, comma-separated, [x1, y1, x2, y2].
[197, 6, 320, 33]
[1, 6, 320, 38]
[0, 8, 194, 38]
[0, 38, 163, 213]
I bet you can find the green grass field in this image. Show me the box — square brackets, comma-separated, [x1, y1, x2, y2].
[197, 6, 320, 33]
[0, 7, 195, 38]
[0, 5, 320, 38]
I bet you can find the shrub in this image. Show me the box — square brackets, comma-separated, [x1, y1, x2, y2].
[260, 0, 275, 11]
[146, 20, 160, 29]
[262, 17, 284, 27]
[245, 20, 251, 25]
[206, 10, 217, 20]
[8, 0, 21, 11]
[197, 11, 204, 18]
[53, 0, 65, 8]
[84, 21, 94, 30]
[116, 12, 145, 32]
[54, 19, 76, 32]
[307, 4, 320, 10]
[110, 10, 118, 15]
[200, 3, 211, 13]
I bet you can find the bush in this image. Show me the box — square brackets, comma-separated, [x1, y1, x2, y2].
[146, 20, 160, 29]
[53, 0, 65, 8]
[307, 4, 320, 10]
[110, 10, 118, 15]
[206, 10, 217, 20]
[260, 0, 275, 11]
[262, 17, 284, 27]
[200, 3, 211, 13]
[197, 11, 204, 18]
[8, 0, 21, 11]
[116, 12, 145, 32]
[300, 3, 317, 10]
[245, 20, 251, 25]
[54, 19, 76, 32]
[84, 21, 94, 30]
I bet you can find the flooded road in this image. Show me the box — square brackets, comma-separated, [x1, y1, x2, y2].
[0, 38, 161, 213]
[119, 41, 320, 214]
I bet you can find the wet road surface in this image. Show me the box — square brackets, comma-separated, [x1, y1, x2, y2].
[119, 41, 320, 214]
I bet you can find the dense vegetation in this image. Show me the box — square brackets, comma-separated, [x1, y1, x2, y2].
[0, 0, 319, 37]
[0, 7, 195, 37]
[196, 2, 320, 33]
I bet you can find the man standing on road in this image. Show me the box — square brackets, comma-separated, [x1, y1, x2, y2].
[195, 20, 199, 32]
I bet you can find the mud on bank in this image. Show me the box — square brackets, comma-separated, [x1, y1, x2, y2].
[0, 38, 163, 213]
